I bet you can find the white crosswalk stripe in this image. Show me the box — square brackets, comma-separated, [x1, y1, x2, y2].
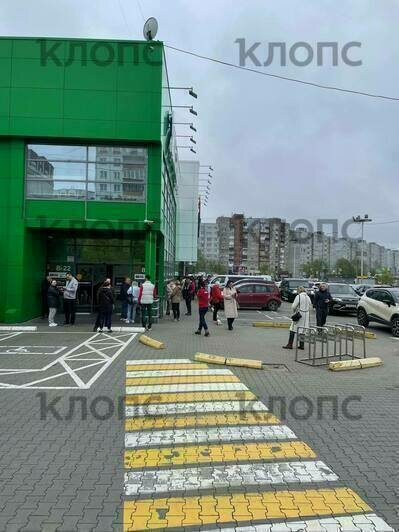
[126, 358, 192, 365]
[125, 400, 268, 417]
[126, 382, 248, 394]
[126, 368, 234, 378]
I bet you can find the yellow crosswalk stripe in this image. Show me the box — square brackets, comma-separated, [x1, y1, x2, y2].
[124, 440, 315, 468]
[125, 375, 239, 385]
[125, 390, 257, 405]
[123, 487, 371, 530]
[124, 411, 279, 431]
[125, 363, 208, 371]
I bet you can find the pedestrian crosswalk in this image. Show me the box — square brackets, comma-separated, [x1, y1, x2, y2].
[123, 358, 393, 531]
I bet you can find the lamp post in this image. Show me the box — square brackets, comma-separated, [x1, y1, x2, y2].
[352, 214, 373, 277]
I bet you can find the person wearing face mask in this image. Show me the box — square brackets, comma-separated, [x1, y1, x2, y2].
[47, 279, 61, 327]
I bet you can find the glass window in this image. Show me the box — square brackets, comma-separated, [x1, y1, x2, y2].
[237, 285, 254, 293]
[25, 144, 147, 203]
[255, 284, 272, 293]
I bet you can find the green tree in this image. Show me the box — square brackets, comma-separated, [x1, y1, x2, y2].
[335, 258, 357, 278]
[259, 264, 272, 275]
[375, 267, 394, 285]
[301, 259, 330, 278]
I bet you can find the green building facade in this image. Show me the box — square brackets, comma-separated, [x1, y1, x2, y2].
[0, 37, 178, 322]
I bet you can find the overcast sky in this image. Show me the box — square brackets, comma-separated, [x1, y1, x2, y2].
[2, 0, 399, 248]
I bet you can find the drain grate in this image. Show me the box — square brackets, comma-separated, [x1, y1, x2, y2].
[262, 363, 289, 372]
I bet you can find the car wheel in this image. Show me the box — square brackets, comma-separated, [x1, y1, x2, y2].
[391, 316, 399, 337]
[357, 308, 369, 327]
[267, 300, 279, 312]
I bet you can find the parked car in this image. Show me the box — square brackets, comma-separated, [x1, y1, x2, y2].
[209, 274, 272, 288]
[352, 284, 373, 296]
[280, 278, 309, 302]
[357, 287, 399, 336]
[327, 283, 360, 313]
[235, 282, 281, 311]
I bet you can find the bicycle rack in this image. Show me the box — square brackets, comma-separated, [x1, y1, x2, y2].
[295, 323, 367, 367]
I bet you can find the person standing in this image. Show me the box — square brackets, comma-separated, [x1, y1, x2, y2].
[165, 279, 175, 317]
[96, 280, 114, 333]
[314, 282, 332, 328]
[126, 281, 140, 324]
[41, 275, 51, 319]
[138, 275, 156, 331]
[120, 277, 131, 321]
[63, 272, 78, 325]
[183, 277, 195, 316]
[47, 279, 61, 327]
[223, 280, 238, 331]
[195, 281, 210, 336]
[210, 282, 223, 324]
[283, 286, 312, 349]
[171, 280, 182, 321]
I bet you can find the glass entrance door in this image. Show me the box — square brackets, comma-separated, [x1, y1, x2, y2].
[76, 264, 107, 312]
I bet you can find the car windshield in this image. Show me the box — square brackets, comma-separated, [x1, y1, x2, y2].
[390, 289, 399, 303]
[329, 284, 356, 295]
[288, 280, 306, 288]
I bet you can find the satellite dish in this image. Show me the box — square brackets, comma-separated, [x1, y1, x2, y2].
[143, 17, 158, 41]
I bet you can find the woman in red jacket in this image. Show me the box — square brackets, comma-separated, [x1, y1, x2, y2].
[195, 281, 210, 337]
[210, 282, 223, 324]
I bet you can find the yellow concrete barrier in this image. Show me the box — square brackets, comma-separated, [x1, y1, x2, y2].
[329, 357, 382, 371]
[139, 335, 165, 349]
[365, 331, 377, 339]
[194, 353, 263, 369]
[225, 357, 263, 369]
[194, 353, 226, 365]
[252, 321, 290, 328]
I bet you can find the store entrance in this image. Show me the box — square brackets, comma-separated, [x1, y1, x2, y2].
[75, 264, 127, 313]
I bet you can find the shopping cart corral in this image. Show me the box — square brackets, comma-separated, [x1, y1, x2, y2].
[295, 323, 367, 367]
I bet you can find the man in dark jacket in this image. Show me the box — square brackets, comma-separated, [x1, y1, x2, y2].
[96, 281, 114, 333]
[314, 283, 332, 327]
[119, 277, 131, 321]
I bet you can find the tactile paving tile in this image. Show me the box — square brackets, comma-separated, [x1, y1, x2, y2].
[125, 425, 297, 448]
[124, 411, 280, 431]
[124, 441, 316, 469]
[125, 382, 249, 394]
[123, 487, 372, 530]
[124, 460, 338, 495]
[125, 400, 268, 417]
[126, 368, 235, 377]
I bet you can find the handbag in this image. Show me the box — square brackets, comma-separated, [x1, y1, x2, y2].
[291, 293, 303, 322]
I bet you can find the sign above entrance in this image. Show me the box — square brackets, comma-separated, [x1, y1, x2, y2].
[134, 274, 145, 281]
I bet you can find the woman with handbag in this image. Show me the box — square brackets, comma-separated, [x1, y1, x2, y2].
[223, 280, 238, 331]
[283, 286, 311, 349]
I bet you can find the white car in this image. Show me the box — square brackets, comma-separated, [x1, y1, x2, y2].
[357, 287, 399, 337]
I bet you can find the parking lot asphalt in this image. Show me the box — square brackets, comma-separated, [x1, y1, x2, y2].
[0, 304, 398, 531]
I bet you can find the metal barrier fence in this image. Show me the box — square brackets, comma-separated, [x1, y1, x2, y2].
[295, 323, 367, 367]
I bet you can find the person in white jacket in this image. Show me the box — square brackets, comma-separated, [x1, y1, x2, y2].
[282, 286, 312, 349]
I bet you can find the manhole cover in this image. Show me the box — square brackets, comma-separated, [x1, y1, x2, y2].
[263, 364, 289, 371]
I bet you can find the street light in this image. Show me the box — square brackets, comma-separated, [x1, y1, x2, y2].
[176, 135, 196, 144]
[164, 105, 198, 116]
[200, 165, 214, 171]
[352, 214, 373, 277]
[165, 86, 198, 99]
[174, 123, 197, 132]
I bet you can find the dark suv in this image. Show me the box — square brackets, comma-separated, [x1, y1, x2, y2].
[327, 283, 360, 313]
[280, 278, 308, 302]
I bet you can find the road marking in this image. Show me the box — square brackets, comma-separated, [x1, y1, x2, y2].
[124, 441, 316, 469]
[123, 487, 371, 530]
[125, 399, 268, 417]
[126, 358, 193, 364]
[124, 460, 338, 495]
[0, 346, 66, 355]
[126, 382, 249, 394]
[126, 363, 208, 371]
[0, 326, 37, 331]
[125, 411, 280, 431]
[0, 332, 24, 342]
[125, 375, 239, 385]
[126, 368, 234, 377]
[125, 391, 257, 405]
[0, 332, 136, 389]
[201, 514, 394, 532]
[125, 425, 297, 448]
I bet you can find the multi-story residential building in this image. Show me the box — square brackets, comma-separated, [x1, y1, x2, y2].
[216, 216, 231, 270]
[198, 222, 219, 262]
[312, 231, 331, 267]
[368, 242, 384, 271]
[287, 228, 312, 276]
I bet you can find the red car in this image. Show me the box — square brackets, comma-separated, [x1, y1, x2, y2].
[235, 282, 281, 311]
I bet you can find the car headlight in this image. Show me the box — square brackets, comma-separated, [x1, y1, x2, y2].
[334, 298, 342, 302]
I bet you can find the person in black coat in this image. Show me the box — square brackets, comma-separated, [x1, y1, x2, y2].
[313, 283, 332, 327]
[47, 279, 61, 327]
[41, 276, 51, 319]
[95, 281, 114, 333]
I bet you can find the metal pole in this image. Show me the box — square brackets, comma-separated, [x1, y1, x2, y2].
[361, 221, 364, 277]
[293, 242, 297, 276]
